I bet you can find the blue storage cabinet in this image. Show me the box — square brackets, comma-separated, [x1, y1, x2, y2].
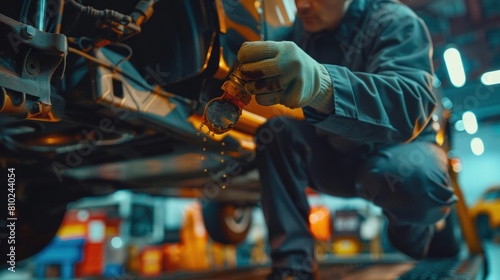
[32, 237, 85, 279]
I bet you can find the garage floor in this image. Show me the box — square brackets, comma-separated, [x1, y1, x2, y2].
[129, 241, 500, 280]
[0, 242, 499, 279]
[125, 241, 500, 280]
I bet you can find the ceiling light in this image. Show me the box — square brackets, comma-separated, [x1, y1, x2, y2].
[462, 111, 478, 134]
[444, 47, 466, 88]
[470, 137, 484, 156]
[480, 70, 500, 85]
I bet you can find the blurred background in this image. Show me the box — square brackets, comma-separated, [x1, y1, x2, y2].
[1, 0, 499, 279]
[398, 0, 500, 207]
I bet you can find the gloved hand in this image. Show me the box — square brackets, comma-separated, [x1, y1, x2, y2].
[237, 41, 333, 110]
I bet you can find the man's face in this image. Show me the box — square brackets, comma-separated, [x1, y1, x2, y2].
[295, 0, 348, 33]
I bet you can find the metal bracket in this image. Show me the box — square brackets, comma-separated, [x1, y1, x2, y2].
[0, 13, 67, 121]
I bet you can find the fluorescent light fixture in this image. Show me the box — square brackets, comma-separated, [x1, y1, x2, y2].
[444, 47, 466, 87]
[480, 70, 500, 85]
[470, 137, 484, 156]
[454, 120, 464, 131]
[462, 111, 478, 134]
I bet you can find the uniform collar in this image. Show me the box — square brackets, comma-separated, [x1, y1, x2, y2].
[334, 0, 368, 42]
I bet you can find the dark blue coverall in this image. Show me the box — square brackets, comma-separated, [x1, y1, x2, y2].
[255, 0, 458, 275]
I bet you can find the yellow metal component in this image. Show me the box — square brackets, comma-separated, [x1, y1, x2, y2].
[332, 237, 362, 256]
[213, 46, 232, 80]
[188, 114, 256, 151]
[215, 0, 227, 34]
[57, 224, 86, 239]
[141, 248, 162, 276]
[437, 109, 484, 254]
[469, 186, 500, 229]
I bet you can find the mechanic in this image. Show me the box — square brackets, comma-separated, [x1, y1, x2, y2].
[236, 0, 459, 279]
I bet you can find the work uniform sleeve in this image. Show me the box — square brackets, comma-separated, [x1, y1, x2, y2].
[303, 4, 436, 143]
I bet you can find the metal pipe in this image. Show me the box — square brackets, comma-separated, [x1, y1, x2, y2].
[37, 0, 47, 31]
[55, 0, 64, 33]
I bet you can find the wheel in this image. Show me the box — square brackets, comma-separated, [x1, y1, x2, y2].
[476, 214, 493, 240]
[202, 200, 253, 244]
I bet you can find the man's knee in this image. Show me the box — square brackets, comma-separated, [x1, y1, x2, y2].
[358, 154, 456, 225]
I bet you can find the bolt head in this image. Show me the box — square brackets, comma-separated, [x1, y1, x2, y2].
[22, 25, 36, 39]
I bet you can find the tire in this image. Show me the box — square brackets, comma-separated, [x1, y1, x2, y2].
[476, 214, 493, 240]
[1, 171, 69, 267]
[202, 200, 253, 244]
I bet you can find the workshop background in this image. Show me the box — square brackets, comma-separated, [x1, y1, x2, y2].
[1, 0, 499, 279]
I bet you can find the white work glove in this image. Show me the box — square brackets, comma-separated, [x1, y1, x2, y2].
[237, 41, 333, 111]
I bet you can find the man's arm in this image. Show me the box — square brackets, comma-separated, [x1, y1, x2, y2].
[305, 4, 436, 143]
